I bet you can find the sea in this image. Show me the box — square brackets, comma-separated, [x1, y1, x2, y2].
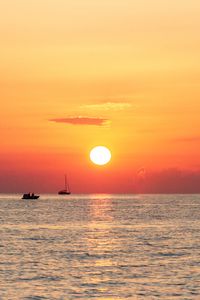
[0, 194, 200, 300]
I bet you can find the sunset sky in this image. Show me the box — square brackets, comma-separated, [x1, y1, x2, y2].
[1, 0, 200, 193]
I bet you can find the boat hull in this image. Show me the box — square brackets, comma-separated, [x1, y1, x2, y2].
[22, 194, 40, 200]
[58, 191, 71, 195]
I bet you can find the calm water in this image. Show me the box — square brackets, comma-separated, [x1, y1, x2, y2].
[0, 194, 200, 300]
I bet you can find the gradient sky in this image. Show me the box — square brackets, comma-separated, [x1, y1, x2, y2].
[1, 0, 200, 193]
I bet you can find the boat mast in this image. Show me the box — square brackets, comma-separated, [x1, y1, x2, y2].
[65, 174, 70, 192]
[65, 174, 67, 190]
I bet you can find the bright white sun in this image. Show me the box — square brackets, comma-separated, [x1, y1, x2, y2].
[90, 146, 111, 165]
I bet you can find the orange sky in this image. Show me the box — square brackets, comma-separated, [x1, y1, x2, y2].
[1, 0, 200, 193]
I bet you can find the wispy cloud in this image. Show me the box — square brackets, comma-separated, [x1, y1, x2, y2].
[173, 136, 200, 142]
[49, 117, 109, 126]
[80, 102, 132, 111]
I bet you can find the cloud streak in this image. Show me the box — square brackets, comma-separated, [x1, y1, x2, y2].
[50, 117, 109, 126]
[173, 136, 200, 142]
[80, 102, 132, 111]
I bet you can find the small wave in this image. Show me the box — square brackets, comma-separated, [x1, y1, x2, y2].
[24, 296, 48, 300]
[19, 275, 63, 282]
[153, 251, 186, 257]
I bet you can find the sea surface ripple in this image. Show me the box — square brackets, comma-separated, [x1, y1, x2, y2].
[0, 194, 200, 299]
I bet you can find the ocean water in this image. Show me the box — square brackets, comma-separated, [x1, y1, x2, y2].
[0, 194, 200, 300]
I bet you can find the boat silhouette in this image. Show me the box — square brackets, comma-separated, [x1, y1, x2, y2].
[22, 193, 40, 200]
[58, 175, 71, 195]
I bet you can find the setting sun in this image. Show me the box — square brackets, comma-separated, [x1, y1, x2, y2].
[1, 0, 200, 194]
[90, 146, 111, 166]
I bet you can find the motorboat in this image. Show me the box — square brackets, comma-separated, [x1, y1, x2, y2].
[22, 193, 40, 200]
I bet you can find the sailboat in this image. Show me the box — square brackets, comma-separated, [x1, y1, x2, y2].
[58, 175, 71, 195]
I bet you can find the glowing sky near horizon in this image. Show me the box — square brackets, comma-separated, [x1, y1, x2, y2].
[1, 0, 200, 193]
